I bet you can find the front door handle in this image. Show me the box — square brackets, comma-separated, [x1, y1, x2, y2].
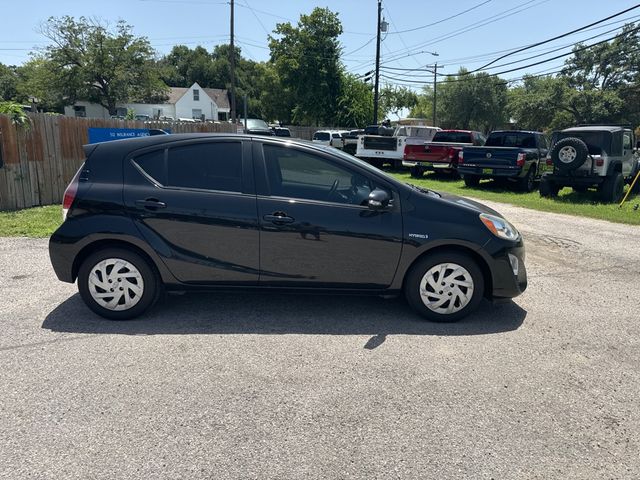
[263, 212, 295, 224]
[136, 198, 167, 210]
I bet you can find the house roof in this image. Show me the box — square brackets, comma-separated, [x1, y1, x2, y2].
[203, 88, 230, 110]
[167, 87, 189, 104]
[165, 86, 230, 110]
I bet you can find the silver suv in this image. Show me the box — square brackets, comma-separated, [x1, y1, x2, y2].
[540, 126, 640, 202]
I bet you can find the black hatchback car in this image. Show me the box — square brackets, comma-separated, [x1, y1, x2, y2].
[49, 134, 527, 322]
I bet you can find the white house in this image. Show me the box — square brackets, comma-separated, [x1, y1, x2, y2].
[64, 82, 230, 121]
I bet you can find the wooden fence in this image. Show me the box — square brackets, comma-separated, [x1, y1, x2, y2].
[0, 114, 235, 211]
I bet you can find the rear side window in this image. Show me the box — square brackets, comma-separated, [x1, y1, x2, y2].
[432, 132, 473, 143]
[167, 142, 242, 192]
[486, 133, 536, 148]
[134, 150, 166, 185]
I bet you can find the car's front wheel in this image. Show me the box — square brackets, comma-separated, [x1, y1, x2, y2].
[404, 251, 485, 322]
[77, 247, 160, 320]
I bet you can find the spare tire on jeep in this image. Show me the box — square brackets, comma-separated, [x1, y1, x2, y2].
[550, 137, 589, 172]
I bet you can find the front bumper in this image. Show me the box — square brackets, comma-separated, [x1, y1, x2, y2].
[489, 242, 527, 300]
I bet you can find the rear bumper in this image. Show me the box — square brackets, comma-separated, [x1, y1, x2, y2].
[542, 173, 605, 187]
[402, 160, 454, 170]
[459, 165, 524, 178]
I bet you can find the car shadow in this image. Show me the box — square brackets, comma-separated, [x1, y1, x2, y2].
[42, 292, 527, 337]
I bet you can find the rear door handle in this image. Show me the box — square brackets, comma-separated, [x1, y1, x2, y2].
[136, 198, 167, 210]
[263, 213, 295, 224]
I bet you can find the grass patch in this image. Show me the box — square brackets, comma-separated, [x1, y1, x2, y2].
[390, 171, 640, 226]
[0, 205, 62, 237]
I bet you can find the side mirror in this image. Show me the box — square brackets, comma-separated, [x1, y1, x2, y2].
[368, 188, 390, 210]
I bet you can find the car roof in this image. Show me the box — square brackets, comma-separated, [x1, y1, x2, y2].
[562, 126, 625, 132]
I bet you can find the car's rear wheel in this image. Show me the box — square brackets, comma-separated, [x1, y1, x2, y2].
[77, 247, 160, 320]
[464, 175, 480, 188]
[410, 166, 424, 178]
[539, 176, 560, 197]
[518, 165, 536, 192]
[599, 172, 624, 203]
[404, 251, 484, 322]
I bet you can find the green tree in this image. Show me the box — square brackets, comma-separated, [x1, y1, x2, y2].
[507, 76, 571, 131]
[379, 84, 418, 120]
[14, 58, 66, 112]
[38, 16, 167, 115]
[437, 69, 508, 132]
[335, 73, 373, 127]
[0, 63, 18, 101]
[269, 7, 343, 125]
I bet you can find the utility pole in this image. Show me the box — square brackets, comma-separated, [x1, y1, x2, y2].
[230, 0, 236, 125]
[432, 62, 437, 127]
[373, 0, 382, 125]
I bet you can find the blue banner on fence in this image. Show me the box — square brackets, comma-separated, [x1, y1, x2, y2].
[88, 127, 171, 144]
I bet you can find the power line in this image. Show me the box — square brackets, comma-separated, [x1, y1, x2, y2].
[388, 0, 493, 34]
[472, 3, 640, 73]
[379, 0, 549, 66]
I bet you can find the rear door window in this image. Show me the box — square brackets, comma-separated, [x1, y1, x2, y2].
[166, 142, 243, 192]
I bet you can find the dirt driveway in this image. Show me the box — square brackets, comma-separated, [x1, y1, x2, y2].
[1, 201, 639, 479]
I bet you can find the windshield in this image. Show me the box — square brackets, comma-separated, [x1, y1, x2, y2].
[313, 132, 330, 141]
[245, 119, 269, 130]
[555, 131, 611, 155]
[433, 131, 473, 143]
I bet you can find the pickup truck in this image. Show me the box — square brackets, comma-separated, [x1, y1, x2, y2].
[458, 130, 549, 192]
[403, 129, 486, 178]
[356, 125, 440, 169]
[342, 129, 365, 155]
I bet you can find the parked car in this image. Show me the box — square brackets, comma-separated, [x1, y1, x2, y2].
[458, 130, 549, 192]
[403, 130, 486, 178]
[272, 127, 291, 137]
[356, 124, 441, 169]
[242, 118, 274, 136]
[49, 134, 527, 323]
[342, 129, 365, 155]
[312, 130, 344, 148]
[540, 125, 640, 202]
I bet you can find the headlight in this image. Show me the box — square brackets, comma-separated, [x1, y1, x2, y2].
[479, 213, 520, 241]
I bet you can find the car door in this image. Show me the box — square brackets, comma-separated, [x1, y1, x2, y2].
[254, 140, 403, 288]
[123, 138, 259, 284]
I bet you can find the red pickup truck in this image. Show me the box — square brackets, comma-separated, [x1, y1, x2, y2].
[403, 129, 486, 177]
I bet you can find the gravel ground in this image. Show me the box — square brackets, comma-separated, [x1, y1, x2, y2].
[1, 201, 639, 479]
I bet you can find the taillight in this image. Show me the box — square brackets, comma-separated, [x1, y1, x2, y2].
[62, 167, 82, 221]
[546, 156, 552, 166]
[516, 153, 526, 167]
[458, 151, 464, 164]
[595, 157, 604, 167]
[448, 148, 456, 160]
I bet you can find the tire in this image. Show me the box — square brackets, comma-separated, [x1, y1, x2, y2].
[550, 137, 588, 172]
[464, 175, 480, 188]
[368, 158, 384, 169]
[77, 247, 160, 320]
[410, 166, 424, 178]
[404, 251, 485, 323]
[599, 172, 624, 203]
[539, 176, 560, 197]
[518, 165, 536, 192]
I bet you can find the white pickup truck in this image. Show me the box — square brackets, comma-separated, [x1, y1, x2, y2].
[355, 125, 441, 168]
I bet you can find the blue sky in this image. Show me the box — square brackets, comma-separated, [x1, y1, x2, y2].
[1, 0, 639, 90]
